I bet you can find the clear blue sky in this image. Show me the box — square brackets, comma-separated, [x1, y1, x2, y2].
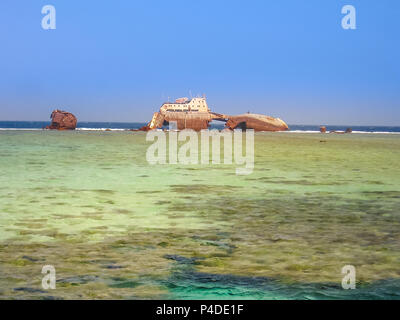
[0, 0, 399, 125]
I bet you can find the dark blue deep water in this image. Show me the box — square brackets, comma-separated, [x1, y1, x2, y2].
[1, 121, 400, 133]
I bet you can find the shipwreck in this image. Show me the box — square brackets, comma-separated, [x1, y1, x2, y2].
[138, 97, 288, 132]
[45, 109, 77, 130]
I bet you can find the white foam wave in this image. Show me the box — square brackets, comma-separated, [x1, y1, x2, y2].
[0, 128, 43, 131]
[283, 130, 400, 135]
[1, 128, 400, 134]
[75, 128, 127, 131]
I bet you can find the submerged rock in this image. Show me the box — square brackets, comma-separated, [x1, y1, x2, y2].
[164, 254, 203, 265]
[45, 109, 77, 130]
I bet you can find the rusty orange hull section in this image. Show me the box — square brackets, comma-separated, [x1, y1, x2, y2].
[45, 110, 77, 130]
[225, 114, 289, 131]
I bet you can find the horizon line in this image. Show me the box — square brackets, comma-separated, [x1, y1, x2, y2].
[0, 120, 399, 127]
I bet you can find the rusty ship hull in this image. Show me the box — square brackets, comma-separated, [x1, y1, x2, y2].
[139, 97, 289, 132]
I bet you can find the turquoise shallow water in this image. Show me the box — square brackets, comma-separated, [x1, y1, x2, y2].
[0, 130, 400, 299]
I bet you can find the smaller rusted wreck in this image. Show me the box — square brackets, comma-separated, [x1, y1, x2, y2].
[45, 109, 77, 130]
[139, 97, 288, 132]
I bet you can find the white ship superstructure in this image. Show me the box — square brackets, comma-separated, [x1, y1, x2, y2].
[160, 97, 210, 114]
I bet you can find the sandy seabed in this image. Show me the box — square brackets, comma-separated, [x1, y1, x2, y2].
[0, 131, 399, 299]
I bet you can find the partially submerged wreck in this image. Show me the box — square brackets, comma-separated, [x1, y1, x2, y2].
[139, 97, 288, 132]
[225, 113, 288, 131]
[141, 97, 214, 131]
[45, 109, 77, 130]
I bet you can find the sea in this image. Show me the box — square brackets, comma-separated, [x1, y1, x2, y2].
[0, 121, 400, 133]
[1, 122, 400, 299]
